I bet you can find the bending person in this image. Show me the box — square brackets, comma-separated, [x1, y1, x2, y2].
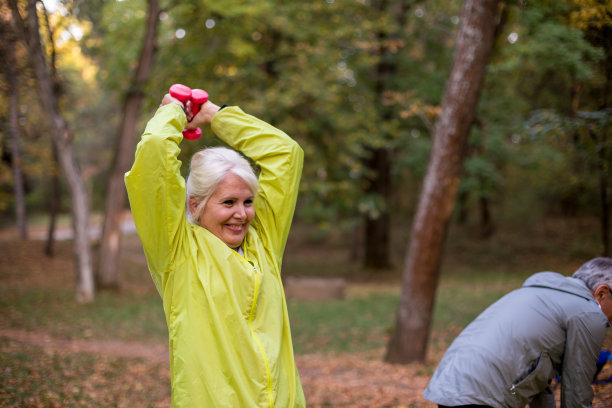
[424, 257, 612, 408]
[125, 88, 306, 407]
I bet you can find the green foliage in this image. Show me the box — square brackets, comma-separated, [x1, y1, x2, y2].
[524, 108, 611, 215]
[2, 0, 611, 256]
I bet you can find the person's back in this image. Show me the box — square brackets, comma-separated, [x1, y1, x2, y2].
[424, 268, 610, 408]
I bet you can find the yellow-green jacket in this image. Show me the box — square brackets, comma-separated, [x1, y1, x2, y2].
[125, 104, 306, 407]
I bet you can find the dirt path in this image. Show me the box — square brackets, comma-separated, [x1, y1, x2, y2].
[0, 328, 168, 362]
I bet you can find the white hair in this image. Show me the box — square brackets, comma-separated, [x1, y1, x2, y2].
[186, 147, 258, 224]
[573, 257, 612, 290]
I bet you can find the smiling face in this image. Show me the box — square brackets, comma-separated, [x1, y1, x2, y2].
[195, 172, 255, 249]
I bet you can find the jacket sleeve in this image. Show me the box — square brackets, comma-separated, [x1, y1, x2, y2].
[211, 107, 303, 260]
[560, 311, 606, 408]
[124, 104, 188, 293]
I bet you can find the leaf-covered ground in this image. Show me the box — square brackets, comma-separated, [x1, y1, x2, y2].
[2, 328, 612, 407]
[0, 329, 435, 408]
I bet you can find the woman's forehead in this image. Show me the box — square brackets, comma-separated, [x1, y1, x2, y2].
[213, 173, 254, 198]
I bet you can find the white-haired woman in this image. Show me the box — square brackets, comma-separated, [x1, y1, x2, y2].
[125, 89, 306, 407]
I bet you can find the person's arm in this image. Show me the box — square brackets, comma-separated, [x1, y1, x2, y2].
[124, 102, 188, 293]
[210, 107, 303, 258]
[560, 312, 606, 408]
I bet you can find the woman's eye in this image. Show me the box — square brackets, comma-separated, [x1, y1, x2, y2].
[245, 199, 254, 205]
[223, 200, 234, 205]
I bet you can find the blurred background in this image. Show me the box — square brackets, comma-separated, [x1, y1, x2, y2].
[1, 0, 611, 406]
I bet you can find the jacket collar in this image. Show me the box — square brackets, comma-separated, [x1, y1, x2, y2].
[522, 271, 595, 302]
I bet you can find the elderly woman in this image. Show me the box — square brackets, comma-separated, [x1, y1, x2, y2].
[125, 89, 306, 407]
[423, 257, 612, 408]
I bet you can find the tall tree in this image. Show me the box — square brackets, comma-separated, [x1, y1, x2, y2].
[40, 1, 60, 256]
[363, 0, 413, 269]
[44, 144, 60, 256]
[9, 0, 95, 302]
[1, 18, 28, 239]
[97, 0, 161, 290]
[386, 0, 501, 363]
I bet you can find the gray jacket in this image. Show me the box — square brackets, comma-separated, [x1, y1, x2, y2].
[423, 272, 609, 408]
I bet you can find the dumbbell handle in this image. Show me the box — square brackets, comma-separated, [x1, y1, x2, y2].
[169, 84, 209, 140]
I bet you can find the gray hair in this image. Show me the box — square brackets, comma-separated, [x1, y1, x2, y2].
[572, 257, 612, 290]
[186, 147, 258, 224]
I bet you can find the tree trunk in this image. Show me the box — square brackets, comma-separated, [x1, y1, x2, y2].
[456, 190, 469, 225]
[6, 36, 28, 240]
[364, 147, 392, 269]
[97, 0, 160, 290]
[385, 0, 500, 364]
[9, 0, 95, 303]
[45, 144, 60, 257]
[363, 0, 411, 270]
[479, 195, 494, 238]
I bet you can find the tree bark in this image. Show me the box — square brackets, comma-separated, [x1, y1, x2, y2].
[44, 144, 60, 257]
[363, 0, 411, 269]
[97, 0, 160, 290]
[364, 148, 392, 269]
[385, 0, 501, 364]
[9, 0, 95, 302]
[479, 195, 494, 238]
[5, 34, 28, 240]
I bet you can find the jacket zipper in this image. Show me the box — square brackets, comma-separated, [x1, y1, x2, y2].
[239, 250, 274, 408]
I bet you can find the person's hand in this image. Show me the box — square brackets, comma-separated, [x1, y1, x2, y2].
[160, 93, 185, 109]
[185, 100, 221, 129]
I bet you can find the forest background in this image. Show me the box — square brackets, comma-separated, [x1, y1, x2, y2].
[1, 0, 611, 406]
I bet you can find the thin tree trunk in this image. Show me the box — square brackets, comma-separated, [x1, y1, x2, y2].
[45, 144, 60, 257]
[6, 37, 28, 240]
[97, 0, 160, 290]
[479, 195, 494, 238]
[386, 0, 500, 364]
[364, 148, 392, 269]
[457, 190, 468, 225]
[363, 0, 411, 269]
[9, 0, 95, 302]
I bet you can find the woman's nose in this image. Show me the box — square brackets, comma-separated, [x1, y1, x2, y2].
[234, 204, 247, 219]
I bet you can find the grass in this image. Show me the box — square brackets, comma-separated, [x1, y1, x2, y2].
[0, 279, 167, 346]
[1, 216, 604, 354]
[288, 293, 399, 354]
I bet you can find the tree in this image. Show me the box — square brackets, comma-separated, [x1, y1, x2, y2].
[97, 0, 161, 290]
[527, 108, 611, 256]
[39, 1, 60, 256]
[0, 17, 28, 239]
[386, 0, 501, 363]
[363, 0, 413, 269]
[9, 0, 95, 302]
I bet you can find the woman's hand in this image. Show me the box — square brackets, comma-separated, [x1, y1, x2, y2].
[160, 94, 185, 109]
[160, 89, 221, 128]
[185, 100, 221, 129]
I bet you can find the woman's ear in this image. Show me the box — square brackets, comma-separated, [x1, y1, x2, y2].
[188, 196, 199, 221]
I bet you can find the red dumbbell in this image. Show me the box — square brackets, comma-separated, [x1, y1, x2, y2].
[169, 84, 209, 140]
